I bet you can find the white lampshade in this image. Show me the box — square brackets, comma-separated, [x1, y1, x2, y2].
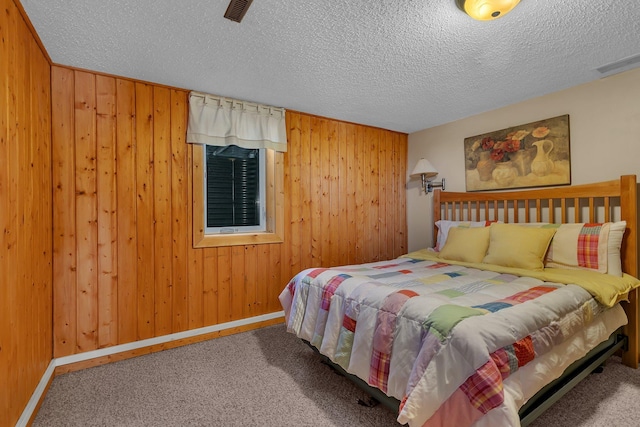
[410, 158, 438, 180]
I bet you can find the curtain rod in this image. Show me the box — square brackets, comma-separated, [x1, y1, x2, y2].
[190, 91, 285, 115]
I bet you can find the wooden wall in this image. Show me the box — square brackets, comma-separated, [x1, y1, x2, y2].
[51, 65, 408, 357]
[0, 0, 53, 425]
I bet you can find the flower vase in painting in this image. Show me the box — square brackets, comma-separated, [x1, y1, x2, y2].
[476, 151, 495, 181]
[510, 149, 531, 176]
[492, 161, 518, 186]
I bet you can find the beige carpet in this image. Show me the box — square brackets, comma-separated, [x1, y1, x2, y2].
[34, 325, 640, 426]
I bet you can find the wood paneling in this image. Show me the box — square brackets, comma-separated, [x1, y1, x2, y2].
[96, 74, 118, 348]
[116, 79, 139, 345]
[75, 71, 98, 352]
[51, 66, 408, 358]
[0, 0, 52, 425]
[170, 89, 189, 332]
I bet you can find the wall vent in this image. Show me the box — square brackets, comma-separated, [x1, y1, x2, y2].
[596, 53, 640, 74]
[224, 0, 254, 23]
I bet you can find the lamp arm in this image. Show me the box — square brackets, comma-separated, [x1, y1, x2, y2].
[426, 177, 445, 193]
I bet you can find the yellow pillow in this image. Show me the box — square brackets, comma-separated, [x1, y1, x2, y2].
[483, 224, 557, 270]
[438, 226, 491, 263]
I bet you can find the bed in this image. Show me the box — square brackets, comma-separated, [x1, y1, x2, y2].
[280, 175, 639, 427]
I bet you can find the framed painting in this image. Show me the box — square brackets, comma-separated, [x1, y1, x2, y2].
[464, 114, 571, 191]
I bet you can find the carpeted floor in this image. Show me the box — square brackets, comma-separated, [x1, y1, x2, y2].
[34, 325, 640, 426]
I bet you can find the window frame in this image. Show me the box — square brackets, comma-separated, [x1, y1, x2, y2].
[192, 144, 284, 248]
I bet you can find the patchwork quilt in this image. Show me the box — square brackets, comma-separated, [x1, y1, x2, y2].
[279, 254, 627, 427]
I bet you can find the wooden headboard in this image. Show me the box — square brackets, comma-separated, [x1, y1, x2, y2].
[433, 175, 638, 367]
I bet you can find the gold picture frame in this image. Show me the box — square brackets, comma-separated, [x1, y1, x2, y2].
[464, 114, 571, 191]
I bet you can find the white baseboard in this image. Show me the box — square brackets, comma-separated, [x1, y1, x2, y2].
[55, 311, 284, 367]
[15, 360, 55, 427]
[17, 311, 284, 426]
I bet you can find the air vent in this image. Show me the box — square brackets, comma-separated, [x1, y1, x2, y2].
[224, 0, 254, 23]
[596, 53, 640, 74]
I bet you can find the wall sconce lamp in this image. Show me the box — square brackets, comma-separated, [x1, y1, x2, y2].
[411, 158, 445, 194]
[456, 0, 521, 21]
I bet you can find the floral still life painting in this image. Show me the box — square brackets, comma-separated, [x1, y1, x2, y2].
[464, 115, 570, 191]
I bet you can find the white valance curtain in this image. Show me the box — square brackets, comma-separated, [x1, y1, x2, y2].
[186, 91, 287, 152]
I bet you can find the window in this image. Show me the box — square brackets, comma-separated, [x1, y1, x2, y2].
[192, 145, 284, 248]
[187, 91, 286, 248]
[205, 145, 266, 234]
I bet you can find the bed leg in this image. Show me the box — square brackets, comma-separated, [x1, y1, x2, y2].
[622, 288, 639, 368]
[321, 359, 344, 376]
[357, 397, 380, 408]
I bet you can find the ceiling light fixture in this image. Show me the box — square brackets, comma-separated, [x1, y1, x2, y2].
[456, 0, 521, 21]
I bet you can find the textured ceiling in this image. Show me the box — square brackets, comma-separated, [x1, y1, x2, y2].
[20, 0, 640, 133]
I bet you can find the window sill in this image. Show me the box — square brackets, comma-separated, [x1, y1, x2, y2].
[193, 232, 283, 248]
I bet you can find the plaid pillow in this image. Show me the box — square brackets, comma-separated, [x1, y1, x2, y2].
[545, 221, 626, 276]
